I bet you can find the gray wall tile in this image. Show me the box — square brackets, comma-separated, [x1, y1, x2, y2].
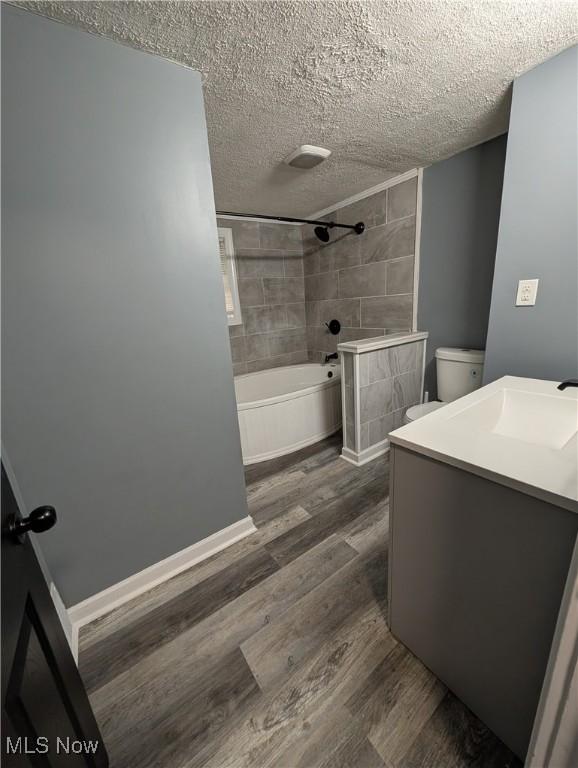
[368, 348, 396, 383]
[301, 176, 417, 363]
[303, 247, 320, 275]
[360, 217, 416, 264]
[245, 333, 270, 362]
[230, 335, 246, 363]
[357, 226, 390, 264]
[305, 272, 339, 300]
[236, 251, 285, 279]
[318, 244, 336, 273]
[368, 412, 396, 445]
[387, 256, 414, 295]
[387, 177, 417, 222]
[305, 301, 320, 326]
[336, 190, 386, 229]
[243, 305, 286, 334]
[263, 277, 305, 304]
[286, 303, 306, 328]
[330, 234, 362, 271]
[396, 341, 422, 374]
[361, 294, 413, 329]
[392, 369, 422, 411]
[360, 378, 394, 423]
[220, 219, 307, 372]
[338, 262, 386, 299]
[268, 329, 307, 356]
[219, 214, 317, 394]
[246, 349, 308, 373]
[238, 277, 264, 307]
[318, 298, 361, 327]
[365, 340, 422, 384]
[339, 328, 385, 342]
[306, 326, 339, 354]
[218, 218, 260, 250]
[283, 253, 304, 276]
[260, 222, 302, 250]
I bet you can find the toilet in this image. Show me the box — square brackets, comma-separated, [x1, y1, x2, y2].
[404, 347, 485, 424]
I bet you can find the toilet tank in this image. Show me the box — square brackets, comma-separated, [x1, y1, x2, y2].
[435, 347, 485, 402]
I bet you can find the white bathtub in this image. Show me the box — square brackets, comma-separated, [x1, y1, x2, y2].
[235, 363, 342, 464]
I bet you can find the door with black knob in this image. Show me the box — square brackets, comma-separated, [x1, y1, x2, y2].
[1, 464, 108, 766]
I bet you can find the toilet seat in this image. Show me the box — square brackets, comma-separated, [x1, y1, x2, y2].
[405, 401, 445, 422]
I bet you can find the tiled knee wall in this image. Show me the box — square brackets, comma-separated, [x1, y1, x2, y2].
[341, 337, 426, 462]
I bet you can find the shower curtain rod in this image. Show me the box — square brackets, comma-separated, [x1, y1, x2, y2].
[216, 210, 365, 235]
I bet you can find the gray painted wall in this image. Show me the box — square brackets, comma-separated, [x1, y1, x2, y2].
[484, 46, 578, 383]
[2, 6, 248, 606]
[418, 136, 507, 399]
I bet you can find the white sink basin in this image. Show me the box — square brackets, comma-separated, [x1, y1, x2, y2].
[389, 376, 578, 511]
[448, 388, 578, 450]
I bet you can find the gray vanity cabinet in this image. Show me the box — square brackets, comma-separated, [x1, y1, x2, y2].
[388, 444, 578, 760]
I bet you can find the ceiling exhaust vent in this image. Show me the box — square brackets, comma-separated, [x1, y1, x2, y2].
[284, 144, 331, 169]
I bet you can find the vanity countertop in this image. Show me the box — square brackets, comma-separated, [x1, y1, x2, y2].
[389, 375, 578, 513]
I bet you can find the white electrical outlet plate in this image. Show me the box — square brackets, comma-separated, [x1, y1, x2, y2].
[516, 279, 539, 306]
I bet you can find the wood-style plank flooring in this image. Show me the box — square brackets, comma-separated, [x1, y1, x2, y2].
[80, 434, 521, 768]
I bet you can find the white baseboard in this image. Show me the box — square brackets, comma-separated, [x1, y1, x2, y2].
[66, 516, 256, 653]
[341, 439, 390, 467]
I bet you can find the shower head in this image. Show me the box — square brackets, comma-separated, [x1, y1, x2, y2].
[314, 226, 330, 243]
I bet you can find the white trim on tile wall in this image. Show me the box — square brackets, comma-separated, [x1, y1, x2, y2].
[61, 516, 257, 663]
[354, 354, 361, 454]
[412, 168, 424, 332]
[415, 337, 428, 417]
[342, 439, 390, 467]
[307, 168, 419, 221]
[340, 353, 348, 451]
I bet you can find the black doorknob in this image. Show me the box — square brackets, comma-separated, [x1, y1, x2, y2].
[7, 506, 57, 542]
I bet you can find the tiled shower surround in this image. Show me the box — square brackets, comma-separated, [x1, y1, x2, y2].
[220, 173, 419, 374]
[218, 217, 307, 374]
[340, 333, 427, 465]
[302, 175, 418, 362]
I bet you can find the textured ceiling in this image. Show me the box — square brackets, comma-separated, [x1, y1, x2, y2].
[17, 1, 578, 216]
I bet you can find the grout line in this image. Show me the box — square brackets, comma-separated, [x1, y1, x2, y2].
[304, 254, 415, 278]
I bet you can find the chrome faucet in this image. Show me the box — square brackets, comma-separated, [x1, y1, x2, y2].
[557, 379, 578, 391]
